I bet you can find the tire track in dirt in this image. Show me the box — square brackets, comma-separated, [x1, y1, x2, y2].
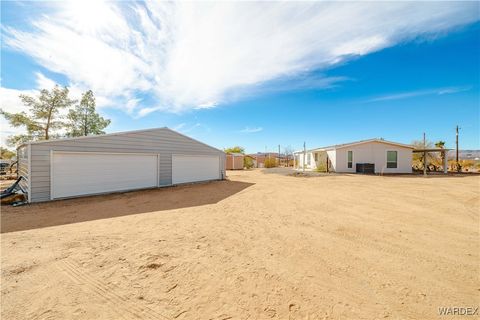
[56, 258, 170, 320]
[12, 261, 62, 320]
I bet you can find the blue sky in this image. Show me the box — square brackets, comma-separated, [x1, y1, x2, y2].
[1, 1, 479, 152]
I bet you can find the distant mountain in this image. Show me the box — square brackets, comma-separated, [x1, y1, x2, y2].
[447, 150, 480, 160]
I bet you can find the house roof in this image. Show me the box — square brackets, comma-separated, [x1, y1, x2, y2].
[227, 152, 244, 156]
[294, 138, 414, 153]
[412, 148, 452, 152]
[18, 127, 224, 153]
[248, 152, 282, 157]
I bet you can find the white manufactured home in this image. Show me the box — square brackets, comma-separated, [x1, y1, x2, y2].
[17, 127, 226, 203]
[294, 139, 413, 174]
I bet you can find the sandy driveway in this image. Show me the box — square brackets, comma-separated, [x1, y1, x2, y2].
[1, 170, 479, 319]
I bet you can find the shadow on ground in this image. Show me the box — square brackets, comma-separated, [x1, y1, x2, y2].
[1, 180, 254, 233]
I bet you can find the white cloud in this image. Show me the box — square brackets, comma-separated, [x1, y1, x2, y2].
[240, 126, 263, 133]
[34, 72, 115, 109]
[172, 123, 186, 131]
[0, 87, 35, 147]
[196, 101, 217, 109]
[173, 122, 210, 134]
[184, 123, 201, 133]
[366, 86, 472, 102]
[35, 72, 57, 89]
[2, 1, 478, 116]
[0, 73, 114, 146]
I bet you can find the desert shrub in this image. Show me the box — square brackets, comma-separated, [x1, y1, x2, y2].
[459, 160, 475, 171]
[244, 157, 254, 169]
[264, 157, 277, 168]
[460, 160, 475, 168]
[315, 163, 327, 172]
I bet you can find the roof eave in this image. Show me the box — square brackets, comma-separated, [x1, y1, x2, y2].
[14, 127, 224, 154]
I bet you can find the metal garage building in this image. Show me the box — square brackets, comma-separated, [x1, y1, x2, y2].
[17, 127, 225, 203]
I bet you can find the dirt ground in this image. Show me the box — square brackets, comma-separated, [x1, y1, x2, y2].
[1, 170, 479, 319]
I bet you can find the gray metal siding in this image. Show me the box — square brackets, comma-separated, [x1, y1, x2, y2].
[159, 154, 172, 186]
[17, 145, 29, 197]
[29, 128, 225, 202]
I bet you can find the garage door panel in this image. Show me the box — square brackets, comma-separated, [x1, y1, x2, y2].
[172, 155, 219, 184]
[52, 152, 158, 199]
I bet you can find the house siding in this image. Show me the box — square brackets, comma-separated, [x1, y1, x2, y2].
[294, 141, 411, 173]
[28, 128, 225, 202]
[295, 152, 328, 171]
[294, 151, 334, 171]
[334, 142, 412, 173]
[17, 145, 29, 199]
[295, 153, 308, 169]
[326, 150, 337, 172]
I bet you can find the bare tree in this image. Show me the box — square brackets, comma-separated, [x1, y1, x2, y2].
[283, 145, 294, 167]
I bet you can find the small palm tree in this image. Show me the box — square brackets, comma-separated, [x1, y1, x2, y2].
[435, 141, 445, 149]
[435, 141, 446, 172]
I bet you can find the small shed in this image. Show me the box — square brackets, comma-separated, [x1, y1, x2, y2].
[17, 127, 225, 202]
[226, 153, 244, 170]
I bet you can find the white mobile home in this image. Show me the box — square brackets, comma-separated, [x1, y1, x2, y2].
[294, 139, 413, 174]
[17, 127, 225, 203]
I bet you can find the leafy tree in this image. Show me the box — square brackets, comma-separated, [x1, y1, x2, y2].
[0, 85, 75, 146]
[224, 146, 245, 154]
[0, 147, 15, 159]
[66, 90, 111, 137]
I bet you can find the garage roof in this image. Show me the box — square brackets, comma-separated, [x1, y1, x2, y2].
[18, 127, 224, 153]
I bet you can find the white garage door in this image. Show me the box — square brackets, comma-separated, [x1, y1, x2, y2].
[172, 154, 220, 184]
[51, 152, 158, 199]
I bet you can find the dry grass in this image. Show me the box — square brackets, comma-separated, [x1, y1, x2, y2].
[1, 170, 479, 319]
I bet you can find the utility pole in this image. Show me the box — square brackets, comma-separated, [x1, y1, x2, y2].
[456, 125, 460, 171]
[303, 141, 306, 173]
[423, 132, 427, 177]
[278, 145, 281, 167]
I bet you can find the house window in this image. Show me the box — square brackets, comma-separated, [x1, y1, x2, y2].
[347, 151, 353, 168]
[314, 153, 318, 162]
[387, 151, 397, 168]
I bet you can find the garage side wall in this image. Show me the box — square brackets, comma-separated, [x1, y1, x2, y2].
[29, 129, 225, 202]
[17, 145, 30, 200]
